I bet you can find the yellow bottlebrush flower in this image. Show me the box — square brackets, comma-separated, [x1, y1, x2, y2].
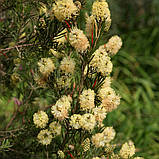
[60, 57, 75, 74]
[37, 129, 52, 145]
[52, 0, 79, 21]
[92, 0, 110, 22]
[90, 46, 113, 76]
[58, 150, 65, 158]
[79, 89, 95, 111]
[70, 114, 82, 129]
[134, 157, 144, 159]
[92, 106, 107, 126]
[69, 28, 90, 52]
[119, 140, 136, 159]
[82, 138, 90, 152]
[38, 58, 55, 77]
[80, 113, 96, 131]
[103, 127, 116, 143]
[49, 121, 61, 137]
[92, 157, 100, 159]
[33, 111, 49, 128]
[51, 95, 72, 120]
[106, 35, 122, 56]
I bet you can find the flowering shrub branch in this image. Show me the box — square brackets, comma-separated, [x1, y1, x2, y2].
[0, 0, 144, 159]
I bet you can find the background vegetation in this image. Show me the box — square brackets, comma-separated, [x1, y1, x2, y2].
[106, 0, 159, 158]
[0, 0, 159, 158]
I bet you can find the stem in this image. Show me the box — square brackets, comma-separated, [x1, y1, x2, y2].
[46, 146, 49, 159]
[93, 21, 102, 49]
[0, 43, 33, 52]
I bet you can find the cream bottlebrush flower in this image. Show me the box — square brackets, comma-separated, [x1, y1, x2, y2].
[105, 16, 112, 32]
[52, 0, 79, 21]
[101, 94, 120, 112]
[92, 106, 107, 126]
[134, 157, 144, 159]
[85, 13, 96, 37]
[58, 150, 65, 158]
[70, 114, 82, 129]
[98, 86, 115, 100]
[37, 129, 52, 145]
[33, 111, 49, 128]
[119, 140, 136, 159]
[92, 0, 110, 22]
[80, 113, 96, 131]
[106, 35, 122, 56]
[102, 127, 116, 143]
[92, 157, 101, 159]
[38, 58, 55, 77]
[51, 95, 72, 120]
[69, 28, 90, 52]
[90, 47, 113, 76]
[110, 153, 120, 159]
[92, 133, 105, 147]
[79, 89, 95, 111]
[60, 57, 75, 74]
[49, 121, 61, 136]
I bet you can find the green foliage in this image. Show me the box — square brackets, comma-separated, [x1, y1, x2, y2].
[1, 0, 159, 159]
[104, 26, 159, 159]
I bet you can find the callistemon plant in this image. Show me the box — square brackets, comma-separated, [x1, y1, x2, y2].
[3, 0, 143, 158]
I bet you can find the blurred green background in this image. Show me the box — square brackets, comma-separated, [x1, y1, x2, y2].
[104, 0, 159, 158]
[0, 0, 159, 158]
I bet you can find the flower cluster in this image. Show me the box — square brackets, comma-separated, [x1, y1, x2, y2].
[51, 95, 72, 120]
[33, 111, 49, 128]
[92, 0, 110, 22]
[90, 47, 113, 76]
[79, 89, 95, 111]
[92, 127, 115, 147]
[92, 106, 107, 126]
[119, 140, 136, 159]
[52, 0, 79, 21]
[37, 129, 52, 145]
[105, 35, 123, 56]
[69, 28, 90, 52]
[31, 0, 144, 158]
[49, 121, 61, 137]
[70, 113, 96, 131]
[38, 58, 55, 77]
[33, 110, 62, 145]
[60, 56, 75, 74]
